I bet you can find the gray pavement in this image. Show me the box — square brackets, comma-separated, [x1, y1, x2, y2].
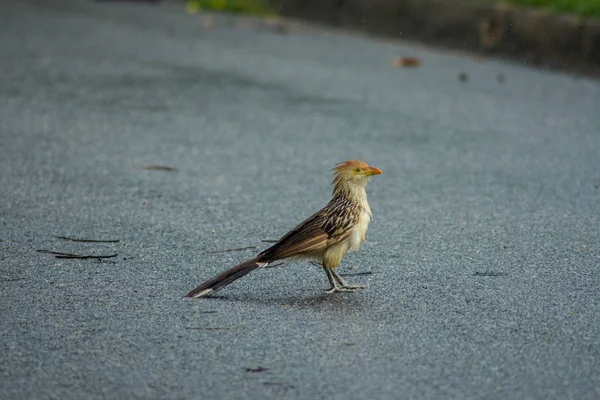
[1, 1, 599, 399]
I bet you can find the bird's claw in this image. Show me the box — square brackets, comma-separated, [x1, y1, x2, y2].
[341, 284, 365, 290]
[324, 284, 366, 294]
[325, 286, 357, 294]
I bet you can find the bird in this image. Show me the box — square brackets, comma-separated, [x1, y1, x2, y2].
[185, 159, 383, 298]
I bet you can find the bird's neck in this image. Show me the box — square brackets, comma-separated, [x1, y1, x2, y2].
[333, 182, 368, 206]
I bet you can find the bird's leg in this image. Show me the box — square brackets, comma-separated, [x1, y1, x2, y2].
[323, 266, 357, 293]
[331, 268, 365, 290]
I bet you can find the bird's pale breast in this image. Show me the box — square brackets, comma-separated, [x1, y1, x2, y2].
[348, 203, 371, 253]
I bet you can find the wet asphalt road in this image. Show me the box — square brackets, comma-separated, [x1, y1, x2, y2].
[1, 1, 599, 399]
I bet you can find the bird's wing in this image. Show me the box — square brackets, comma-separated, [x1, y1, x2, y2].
[258, 199, 360, 261]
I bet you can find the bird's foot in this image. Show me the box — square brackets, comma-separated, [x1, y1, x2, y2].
[325, 286, 358, 294]
[323, 267, 366, 293]
[340, 284, 365, 290]
[329, 269, 367, 289]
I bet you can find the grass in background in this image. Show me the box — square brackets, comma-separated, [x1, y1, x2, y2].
[186, 0, 275, 16]
[185, 0, 600, 19]
[498, 0, 600, 18]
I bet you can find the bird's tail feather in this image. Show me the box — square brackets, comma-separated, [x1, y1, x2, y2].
[185, 257, 268, 298]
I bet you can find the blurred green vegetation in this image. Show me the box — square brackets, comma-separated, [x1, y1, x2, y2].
[185, 0, 600, 19]
[186, 0, 275, 16]
[497, 0, 600, 18]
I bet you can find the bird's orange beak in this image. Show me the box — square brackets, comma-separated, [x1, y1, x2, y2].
[366, 166, 383, 176]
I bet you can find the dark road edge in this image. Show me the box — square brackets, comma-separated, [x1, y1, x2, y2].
[266, 0, 600, 78]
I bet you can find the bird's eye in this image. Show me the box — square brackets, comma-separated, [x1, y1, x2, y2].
[355, 168, 361, 173]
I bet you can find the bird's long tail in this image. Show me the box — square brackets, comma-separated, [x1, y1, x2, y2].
[184, 257, 268, 298]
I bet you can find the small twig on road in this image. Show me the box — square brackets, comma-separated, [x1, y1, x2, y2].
[37, 250, 119, 260]
[246, 367, 269, 373]
[261, 239, 278, 243]
[205, 246, 256, 254]
[56, 236, 120, 243]
[138, 165, 178, 172]
[339, 271, 374, 277]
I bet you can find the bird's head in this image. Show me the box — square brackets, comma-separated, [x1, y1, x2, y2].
[331, 159, 383, 196]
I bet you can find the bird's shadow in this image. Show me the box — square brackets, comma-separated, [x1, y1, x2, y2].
[191, 288, 369, 314]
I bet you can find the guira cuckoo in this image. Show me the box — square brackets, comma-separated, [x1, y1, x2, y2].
[185, 159, 383, 298]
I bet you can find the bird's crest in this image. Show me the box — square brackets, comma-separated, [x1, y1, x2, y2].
[331, 159, 370, 174]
